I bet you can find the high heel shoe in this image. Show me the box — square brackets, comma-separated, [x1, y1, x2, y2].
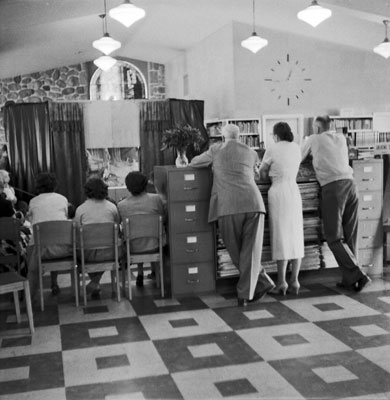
[289, 281, 300, 295]
[269, 282, 288, 296]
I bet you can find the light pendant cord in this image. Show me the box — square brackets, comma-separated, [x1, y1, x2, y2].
[252, 0, 256, 33]
[385, 20, 389, 40]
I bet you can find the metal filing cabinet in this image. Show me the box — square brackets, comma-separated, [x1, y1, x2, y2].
[154, 166, 216, 296]
[353, 159, 383, 277]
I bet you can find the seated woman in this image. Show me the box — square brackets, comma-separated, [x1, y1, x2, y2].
[259, 122, 304, 295]
[74, 177, 120, 297]
[117, 171, 166, 287]
[26, 172, 69, 298]
[0, 169, 17, 205]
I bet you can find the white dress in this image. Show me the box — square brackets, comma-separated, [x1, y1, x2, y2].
[263, 141, 304, 260]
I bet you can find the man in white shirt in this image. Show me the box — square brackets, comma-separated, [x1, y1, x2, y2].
[302, 115, 370, 292]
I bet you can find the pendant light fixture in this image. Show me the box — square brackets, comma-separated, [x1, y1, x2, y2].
[93, 14, 121, 55]
[93, 55, 117, 71]
[109, 0, 145, 28]
[297, 0, 332, 27]
[373, 20, 390, 59]
[241, 0, 268, 53]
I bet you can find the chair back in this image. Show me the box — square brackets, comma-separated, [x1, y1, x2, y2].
[79, 222, 119, 251]
[123, 214, 162, 242]
[0, 217, 21, 271]
[33, 220, 75, 247]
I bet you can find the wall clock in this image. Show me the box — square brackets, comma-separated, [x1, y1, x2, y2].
[264, 54, 312, 106]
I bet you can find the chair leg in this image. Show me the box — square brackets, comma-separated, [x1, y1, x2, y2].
[24, 281, 35, 334]
[13, 290, 21, 324]
[82, 270, 87, 307]
[39, 269, 44, 312]
[160, 259, 164, 298]
[121, 266, 126, 297]
[110, 270, 115, 295]
[115, 267, 120, 303]
[73, 267, 79, 308]
[127, 262, 132, 301]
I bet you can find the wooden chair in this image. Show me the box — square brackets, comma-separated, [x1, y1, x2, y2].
[0, 271, 34, 334]
[0, 217, 22, 273]
[78, 222, 121, 306]
[34, 220, 79, 311]
[123, 215, 164, 300]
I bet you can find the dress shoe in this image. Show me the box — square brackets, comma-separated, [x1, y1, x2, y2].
[51, 284, 60, 296]
[237, 284, 275, 307]
[289, 280, 300, 295]
[354, 275, 371, 292]
[269, 282, 288, 296]
[136, 274, 144, 287]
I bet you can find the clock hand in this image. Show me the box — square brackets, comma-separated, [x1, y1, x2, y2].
[286, 69, 292, 81]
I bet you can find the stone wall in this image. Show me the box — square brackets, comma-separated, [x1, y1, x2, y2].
[0, 60, 166, 143]
[148, 63, 165, 99]
[0, 63, 89, 142]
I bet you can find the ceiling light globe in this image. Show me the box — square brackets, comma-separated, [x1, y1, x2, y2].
[94, 55, 117, 71]
[373, 39, 390, 59]
[241, 33, 268, 53]
[92, 34, 121, 55]
[109, 0, 145, 28]
[297, 2, 332, 27]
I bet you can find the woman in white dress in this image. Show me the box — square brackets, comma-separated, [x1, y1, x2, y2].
[259, 122, 304, 295]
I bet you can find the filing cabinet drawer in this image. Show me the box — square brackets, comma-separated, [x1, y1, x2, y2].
[172, 262, 215, 294]
[169, 201, 211, 233]
[353, 161, 383, 191]
[171, 232, 215, 263]
[358, 191, 382, 220]
[358, 248, 383, 277]
[358, 219, 383, 249]
[168, 169, 212, 201]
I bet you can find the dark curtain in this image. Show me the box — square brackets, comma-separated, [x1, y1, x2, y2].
[139, 100, 174, 178]
[49, 102, 86, 207]
[4, 102, 52, 201]
[168, 99, 209, 159]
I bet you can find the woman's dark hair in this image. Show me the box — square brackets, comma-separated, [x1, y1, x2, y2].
[125, 171, 148, 196]
[84, 177, 108, 200]
[35, 172, 57, 194]
[273, 122, 294, 142]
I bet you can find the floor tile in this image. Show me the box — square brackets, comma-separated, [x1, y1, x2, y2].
[0, 366, 30, 382]
[65, 375, 182, 400]
[154, 331, 262, 373]
[282, 294, 380, 322]
[139, 309, 231, 340]
[346, 290, 390, 314]
[0, 305, 58, 331]
[316, 314, 390, 349]
[130, 296, 208, 316]
[58, 299, 136, 325]
[358, 345, 390, 374]
[214, 301, 308, 330]
[269, 351, 390, 399]
[60, 317, 149, 350]
[0, 326, 61, 358]
[0, 352, 64, 396]
[62, 342, 168, 386]
[237, 322, 350, 360]
[172, 362, 304, 399]
[0, 388, 66, 400]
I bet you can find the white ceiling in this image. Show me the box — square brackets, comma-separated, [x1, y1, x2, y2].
[0, 0, 390, 79]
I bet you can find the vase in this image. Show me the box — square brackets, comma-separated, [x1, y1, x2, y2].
[175, 149, 188, 168]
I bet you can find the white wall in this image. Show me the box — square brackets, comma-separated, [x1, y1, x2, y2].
[165, 21, 390, 125]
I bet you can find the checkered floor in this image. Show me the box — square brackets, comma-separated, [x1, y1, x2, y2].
[1, 270, 390, 400]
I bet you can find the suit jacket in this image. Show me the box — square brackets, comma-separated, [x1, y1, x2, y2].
[190, 141, 265, 222]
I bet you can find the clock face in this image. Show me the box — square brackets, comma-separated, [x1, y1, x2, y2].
[264, 54, 312, 106]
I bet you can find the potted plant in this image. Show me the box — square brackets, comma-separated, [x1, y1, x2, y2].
[161, 124, 204, 167]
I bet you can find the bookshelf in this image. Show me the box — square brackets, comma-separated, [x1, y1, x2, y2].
[205, 118, 262, 150]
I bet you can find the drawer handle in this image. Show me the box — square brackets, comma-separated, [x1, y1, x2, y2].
[362, 236, 374, 239]
[187, 279, 200, 284]
[362, 178, 374, 182]
[185, 248, 199, 253]
[362, 207, 374, 210]
[184, 218, 196, 222]
[362, 263, 374, 268]
[184, 186, 198, 191]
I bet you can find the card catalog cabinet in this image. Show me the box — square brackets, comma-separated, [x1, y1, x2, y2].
[353, 159, 383, 277]
[154, 166, 216, 296]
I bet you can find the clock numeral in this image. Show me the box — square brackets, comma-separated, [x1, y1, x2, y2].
[278, 95, 281, 100]
[277, 60, 281, 65]
[301, 68, 306, 72]
[287, 98, 290, 106]
[264, 79, 272, 81]
[296, 95, 299, 99]
[304, 78, 312, 81]
[301, 89, 304, 93]
[287, 54, 290, 62]
[271, 68, 275, 72]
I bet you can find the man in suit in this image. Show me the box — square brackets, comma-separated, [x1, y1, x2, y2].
[190, 124, 275, 306]
[301, 115, 371, 291]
